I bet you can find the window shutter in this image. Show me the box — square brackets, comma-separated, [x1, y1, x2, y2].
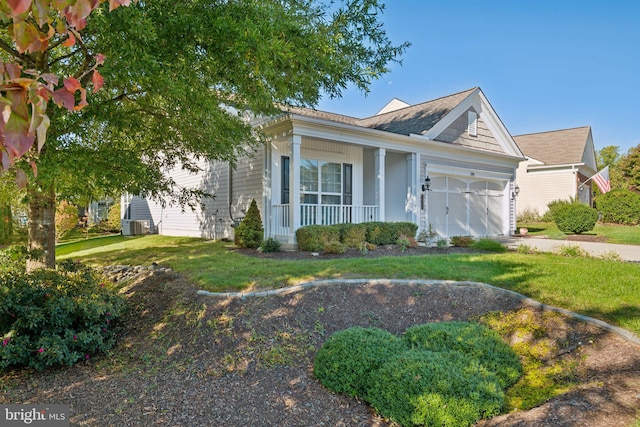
[281, 156, 290, 204]
[468, 111, 478, 137]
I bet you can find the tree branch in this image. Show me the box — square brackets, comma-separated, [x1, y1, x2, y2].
[0, 39, 34, 68]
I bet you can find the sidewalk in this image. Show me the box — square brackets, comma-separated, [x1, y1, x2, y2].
[503, 236, 640, 262]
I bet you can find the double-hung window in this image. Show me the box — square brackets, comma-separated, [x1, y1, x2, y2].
[300, 159, 342, 205]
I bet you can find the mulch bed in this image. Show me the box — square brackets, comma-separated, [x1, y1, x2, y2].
[1, 248, 640, 426]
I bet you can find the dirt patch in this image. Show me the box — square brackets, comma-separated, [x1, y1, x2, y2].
[1, 263, 640, 426]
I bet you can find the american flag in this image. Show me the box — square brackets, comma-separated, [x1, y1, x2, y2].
[592, 166, 611, 194]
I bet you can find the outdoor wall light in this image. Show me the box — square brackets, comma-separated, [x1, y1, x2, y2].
[422, 175, 431, 192]
[511, 184, 520, 199]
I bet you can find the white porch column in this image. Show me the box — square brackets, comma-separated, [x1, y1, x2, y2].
[263, 141, 272, 238]
[290, 134, 302, 241]
[407, 153, 419, 225]
[375, 148, 386, 221]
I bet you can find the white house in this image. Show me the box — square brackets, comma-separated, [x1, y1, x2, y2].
[122, 87, 525, 245]
[514, 126, 597, 217]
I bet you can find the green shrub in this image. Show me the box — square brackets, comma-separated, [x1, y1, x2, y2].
[596, 189, 640, 225]
[553, 203, 598, 234]
[234, 199, 264, 249]
[336, 223, 367, 248]
[0, 263, 126, 371]
[0, 204, 12, 245]
[313, 327, 407, 397]
[296, 225, 340, 252]
[364, 222, 396, 245]
[367, 350, 504, 427]
[436, 238, 448, 248]
[297, 222, 418, 249]
[450, 235, 474, 247]
[397, 236, 410, 252]
[543, 198, 575, 222]
[471, 238, 507, 253]
[315, 322, 523, 426]
[395, 222, 418, 240]
[403, 321, 522, 388]
[364, 222, 416, 245]
[0, 245, 27, 274]
[259, 237, 281, 253]
[323, 240, 346, 254]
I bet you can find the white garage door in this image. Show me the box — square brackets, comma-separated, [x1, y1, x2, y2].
[427, 175, 505, 238]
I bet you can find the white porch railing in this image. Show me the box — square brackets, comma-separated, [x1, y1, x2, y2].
[272, 204, 379, 236]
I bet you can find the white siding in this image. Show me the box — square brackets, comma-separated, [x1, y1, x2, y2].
[516, 160, 576, 216]
[435, 108, 504, 153]
[230, 147, 265, 224]
[126, 147, 265, 240]
[385, 152, 411, 222]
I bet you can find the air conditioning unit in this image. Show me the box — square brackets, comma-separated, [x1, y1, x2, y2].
[121, 219, 132, 236]
[122, 219, 150, 236]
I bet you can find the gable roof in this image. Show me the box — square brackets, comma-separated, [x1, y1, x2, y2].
[359, 88, 478, 135]
[280, 87, 523, 159]
[285, 87, 478, 136]
[514, 126, 593, 166]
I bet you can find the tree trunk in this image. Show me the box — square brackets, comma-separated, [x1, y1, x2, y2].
[27, 185, 56, 271]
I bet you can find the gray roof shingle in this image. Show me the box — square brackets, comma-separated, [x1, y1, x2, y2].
[514, 126, 592, 166]
[284, 87, 478, 136]
[358, 87, 477, 135]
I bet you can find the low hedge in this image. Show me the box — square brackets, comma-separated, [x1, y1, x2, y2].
[295, 225, 340, 252]
[336, 223, 367, 248]
[297, 222, 417, 251]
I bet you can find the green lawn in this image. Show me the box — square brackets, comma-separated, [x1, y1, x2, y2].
[518, 222, 640, 245]
[57, 235, 640, 337]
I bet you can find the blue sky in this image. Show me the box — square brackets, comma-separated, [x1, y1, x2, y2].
[317, 1, 640, 154]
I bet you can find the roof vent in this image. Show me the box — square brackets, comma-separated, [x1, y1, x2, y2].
[468, 110, 478, 137]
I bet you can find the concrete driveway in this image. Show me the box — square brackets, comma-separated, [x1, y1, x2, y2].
[505, 236, 640, 262]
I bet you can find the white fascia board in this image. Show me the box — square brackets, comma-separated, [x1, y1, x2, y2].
[287, 114, 418, 150]
[527, 163, 585, 173]
[474, 90, 525, 158]
[421, 89, 479, 140]
[528, 162, 585, 169]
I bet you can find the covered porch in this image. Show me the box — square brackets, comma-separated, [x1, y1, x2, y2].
[265, 131, 420, 245]
[271, 203, 380, 237]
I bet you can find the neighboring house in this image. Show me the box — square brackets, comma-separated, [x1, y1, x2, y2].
[514, 126, 597, 217]
[122, 87, 525, 245]
[77, 199, 114, 227]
